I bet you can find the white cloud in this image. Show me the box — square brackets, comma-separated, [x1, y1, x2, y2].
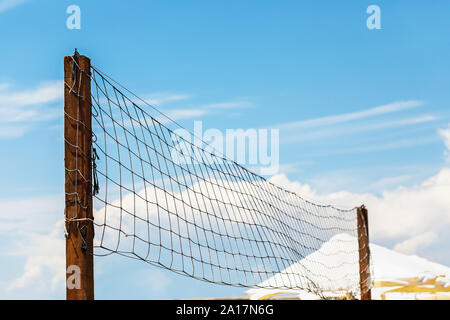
[393, 232, 438, 255]
[6, 221, 65, 292]
[274, 100, 423, 131]
[0, 195, 63, 233]
[267, 127, 450, 256]
[0, 0, 26, 14]
[269, 168, 450, 241]
[368, 169, 450, 239]
[0, 195, 64, 297]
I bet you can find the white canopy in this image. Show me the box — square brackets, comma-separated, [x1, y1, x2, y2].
[246, 233, 450, 300]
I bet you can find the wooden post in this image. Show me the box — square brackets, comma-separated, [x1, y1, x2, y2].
[357, 205, 371, 300]
[64, 52, 94, 300]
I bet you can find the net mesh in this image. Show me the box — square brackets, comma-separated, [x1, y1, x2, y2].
[65, 54, 370, 298]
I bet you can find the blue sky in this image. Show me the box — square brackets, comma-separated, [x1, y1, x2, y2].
[0, 0, 450, 299]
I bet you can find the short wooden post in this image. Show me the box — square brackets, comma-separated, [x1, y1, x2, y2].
[64, 52, 94, 300]
[357, 205, 371, 300]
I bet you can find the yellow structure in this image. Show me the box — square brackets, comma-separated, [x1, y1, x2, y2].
[373, 275, 450, 300]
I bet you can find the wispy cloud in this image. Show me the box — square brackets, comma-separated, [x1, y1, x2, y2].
[368, 174, 413, 191]
[153, 101, 252, 124]
[274, 100, 424, 131]
[158, 108, 209, 123]
[0, 0, 27, 14]
[282, 114, 437, 143]
[201, 101, 252, 110]
[0, 81, 62, 122]
[130, 92, 251, 124]
[325, 136, 437, 156]
[138, 93, 192, 106]
[0, 81, 62, 138]
[0, 125, 29, 140]
[275, 161, 314, 175]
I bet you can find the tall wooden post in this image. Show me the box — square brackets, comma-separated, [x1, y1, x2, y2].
[64, 52, 94, 300]
[357, 205, 371, 300]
